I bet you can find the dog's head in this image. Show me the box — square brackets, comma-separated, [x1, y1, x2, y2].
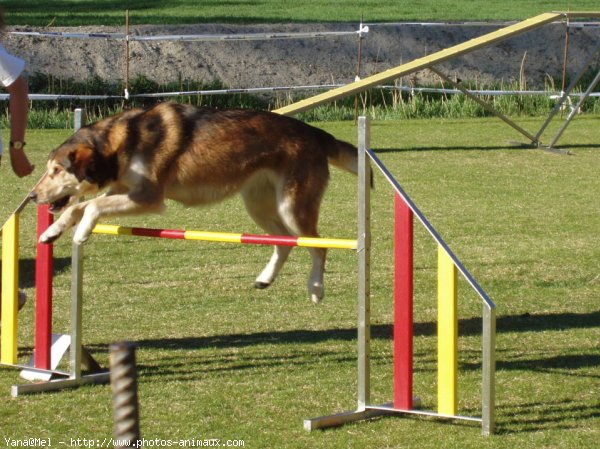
[31, 131, 118, 214]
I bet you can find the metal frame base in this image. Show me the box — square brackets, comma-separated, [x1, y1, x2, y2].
[305, 406, 396, 431]
[11, 371, 110, 397]
[10, 331, 110, 397]
[304, 399, 488, 432]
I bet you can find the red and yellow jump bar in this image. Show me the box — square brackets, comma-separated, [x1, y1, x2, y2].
[93, 224, 357, 250]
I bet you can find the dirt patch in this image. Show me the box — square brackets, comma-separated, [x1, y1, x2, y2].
[4, 22, 600, 93]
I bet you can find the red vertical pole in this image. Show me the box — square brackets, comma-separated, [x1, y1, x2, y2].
[35, 204, 53, 370]
[394, 193, 414, 409]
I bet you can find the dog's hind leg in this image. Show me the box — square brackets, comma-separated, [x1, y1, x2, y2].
[276, 181, 328, 304]
[241, 180, 293, 290]
[242, 168, 329, 304]
[255, 244, 293, 290]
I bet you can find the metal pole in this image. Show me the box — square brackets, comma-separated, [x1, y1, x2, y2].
[69, 110, 87, 380]
[547, 67, 600, 149]
[357, 116, 372, 410]
[304, 115, 391, 430]
[70, 243, 84, 380]
[354, 17, 364, 124]
[482, 304, 496, 435]
[534, 41, 600, 142]
[560, 18, 571, 119]
[429, 66, 538, 144]
[110, 342, 142, 448]
[125, 10, 130, 102]
[11, 240, 111, 395]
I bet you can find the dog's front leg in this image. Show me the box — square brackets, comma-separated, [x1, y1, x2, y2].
[72, 201, 102, 245]
[39, 203, 86, 243]
[72, 194, 165, 244]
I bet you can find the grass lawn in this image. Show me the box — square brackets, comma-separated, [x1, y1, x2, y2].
[0, 113, 598, 448]
[2, 1, 599, 26]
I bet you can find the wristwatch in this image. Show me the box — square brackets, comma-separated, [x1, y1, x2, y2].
[10, 141, 26, 150]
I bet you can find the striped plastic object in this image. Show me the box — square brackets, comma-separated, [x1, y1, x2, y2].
[92, 224, 357, 250]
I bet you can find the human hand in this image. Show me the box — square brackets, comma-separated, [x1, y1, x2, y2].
[9, 146, 35, 177]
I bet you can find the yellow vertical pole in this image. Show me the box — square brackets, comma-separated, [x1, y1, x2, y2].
[437, 245, 458, 415]
[1, 213, 20, 365]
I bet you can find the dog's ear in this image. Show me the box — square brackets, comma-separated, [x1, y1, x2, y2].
[68, 144, 118, 187]
[68, 145, 95, 182]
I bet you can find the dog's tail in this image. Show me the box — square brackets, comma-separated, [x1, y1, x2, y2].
[328, 139, 373, 187]
[327, 139, 359, 174]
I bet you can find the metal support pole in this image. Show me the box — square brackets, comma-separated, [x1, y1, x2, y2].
[11, 242, 110, 395]
[304, 118, 496, 434]
[74, 108, 86, 131]
[482, 305, 497, 435]
[69, 111, 87, 380]
[357, 116, 371, 410]
[547, 67, 600, 150]
[429, 66, 538, 144]
[534, 41, 600, 143]
[304, 116, 391, 430]
[70, 243, 84, 380]
[125, 10, 131, 101]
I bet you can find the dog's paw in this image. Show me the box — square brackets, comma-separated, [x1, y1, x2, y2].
[73, 228, 92, 245]
[255, 281, 271, 290]
[39, 224, 64, 244]
[309, 283, 324, 305]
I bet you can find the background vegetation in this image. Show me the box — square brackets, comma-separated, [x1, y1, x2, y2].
[9, 76, 600, 129]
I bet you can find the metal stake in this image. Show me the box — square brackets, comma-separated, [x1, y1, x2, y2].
[110, 342, 142, 448]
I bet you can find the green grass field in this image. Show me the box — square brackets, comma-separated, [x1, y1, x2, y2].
[1, 115, 598, 448]
[2, 0, 599, 26]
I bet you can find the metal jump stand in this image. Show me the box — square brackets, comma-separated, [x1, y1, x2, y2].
[10, 109, 110, 396]
[303, 117, 497, 435]
[12, 243, 110, 396]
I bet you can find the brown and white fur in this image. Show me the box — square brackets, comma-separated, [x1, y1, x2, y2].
[30, 102, 359, 303]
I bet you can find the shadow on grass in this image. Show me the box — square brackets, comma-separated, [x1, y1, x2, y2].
[20, 310, 597, 360]
[127, 310, 600, 351]
[64, 309, 598, 434]
[496, 398, 600, 434]
[0, 257, 71, 289]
